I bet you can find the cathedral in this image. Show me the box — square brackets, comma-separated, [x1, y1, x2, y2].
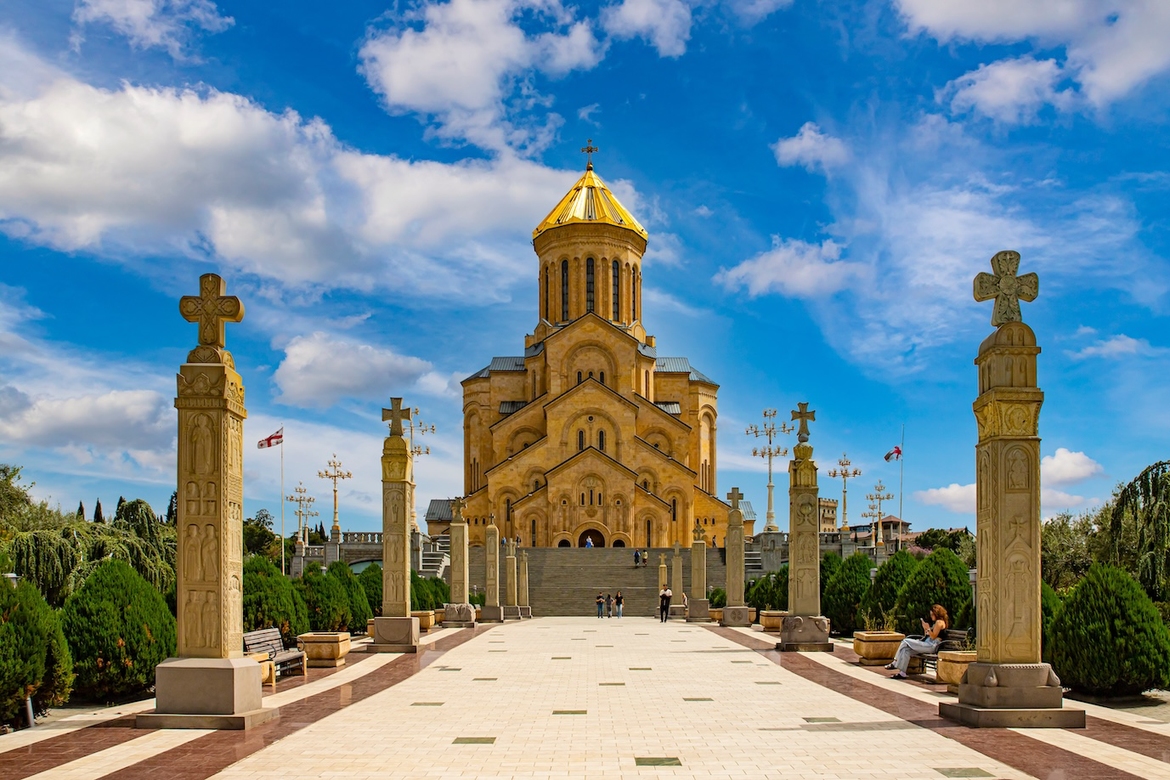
[460, 158, 737, 548]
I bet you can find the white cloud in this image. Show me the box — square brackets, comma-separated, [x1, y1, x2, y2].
[915, 483, 975, 514]
[724, 0, 793, 25]
[944, 56, 1074, 123]
[601, 0, 692, 58]
[771, 122, 850, 172]
[0, 389, 172, 452]
[577, 103, 601, 123]
[898, 0, 1170, 107]
[1041, 448, 1103, 486]
[358, 0, 604, 152]
[273, 332, 445, 408]
[1068, 334, 1166, 359]
[72, 0, 234, 59]
[714, 238, 866, 298]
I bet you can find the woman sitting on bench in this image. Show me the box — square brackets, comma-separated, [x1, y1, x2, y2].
[887, 604, 948, 679]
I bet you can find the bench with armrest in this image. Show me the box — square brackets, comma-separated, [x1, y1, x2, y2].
[243, 627, 307, 681]
[905, 628, 973, 675]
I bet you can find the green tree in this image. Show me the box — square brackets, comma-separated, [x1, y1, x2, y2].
[892, 547, 970, 634]
[747, 565, 788, 611]
[298, 568, 350, 631]
[1041, 511, 1095, 591]
[243, 509, 278, 559]
[915, 528, 951, 551]
[1050, 564, 1170, 696]
[0, 465, 32, 522]
[243, 556, 308, 645]
[76, 501, 85, 520]
[93, 500, 104, 524]
[165, 492, 177, 526]
[62, 560, 175, 700]
[328, 562, 372, 630]
[861, 550, 918, 625]
[1111, 461, 1170, 600]
[820, 551, 842, 600]
[358, 564, 383, 617]
[822, 552, 872, 635]
[0, 578, 74, 726]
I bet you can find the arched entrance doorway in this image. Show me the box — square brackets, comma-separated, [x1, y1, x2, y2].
[612, 539, 625, 547]
[557, 539, 571, 547]
[578, 529, 605, 547]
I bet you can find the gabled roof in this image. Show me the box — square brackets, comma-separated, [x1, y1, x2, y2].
[655, 357, 716, 385]
[425, 499, 453, 523]
[532, 165, 648, 241]
[545, 445, 640, 481]
[464, 355, 526, 383]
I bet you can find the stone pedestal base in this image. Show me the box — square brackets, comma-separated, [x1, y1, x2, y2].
[777, 615, 833, 652]
[502, 605, 522, 620]
[442, 603, 477, 628]
[519, 606, 532, 618]
[368, 616, 420, 654]
[939, 663, 1085, 728]
[137, 658, 278, 730]
[721, 605, 751, 627]
[686, 598, 711, 622]
[668, 605, 686, 620]
[480, 605, 504, 623]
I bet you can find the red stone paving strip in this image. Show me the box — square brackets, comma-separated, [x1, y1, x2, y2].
[98, 626, 491, 780]
[0, 642, 382, 780]
[708, 626, 1141, 780]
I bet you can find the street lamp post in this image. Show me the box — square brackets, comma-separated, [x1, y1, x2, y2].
[746, 409, 792, 533]
[318, 454, 353, 536]
[287, 481, 318, 544]
[865, 480, 895, 549]
[826, 453, 862, 534]
[407, 407, 436, 532]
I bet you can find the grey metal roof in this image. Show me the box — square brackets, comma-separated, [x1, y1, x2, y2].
[638, 341, 657, 358]
[425, 498, 453, 522]
[499, 401, 526, 415]
[654, 401, 681, 415]
[655, 357, 716, 384]
[489, 356, 526, 372]
[524, 342, 544, 358]
[465, 365, 491, 381]
[740, 500, 757, 521]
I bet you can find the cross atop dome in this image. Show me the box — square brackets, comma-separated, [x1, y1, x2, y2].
[581, 139, 599, 170]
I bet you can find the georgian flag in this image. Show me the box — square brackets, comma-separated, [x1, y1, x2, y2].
[257, 428, 283, 449]
[884, 445, 902, 462]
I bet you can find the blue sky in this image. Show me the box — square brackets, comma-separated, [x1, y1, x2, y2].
[1, 0, 1167, 535]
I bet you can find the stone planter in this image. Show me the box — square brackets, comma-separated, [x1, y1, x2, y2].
[749, 608, 758, 624]
[366, 619, 374, 636]
[936, 650, 977, 689]
[434, 608, 445, 623]
[412, 610, 436, 631]
[298, 632, 352, 668]
[760, 610, 786, 632]
[475, 606, 482, 622]
[708, 607, 724, 623]
[852, 631, 905, 666]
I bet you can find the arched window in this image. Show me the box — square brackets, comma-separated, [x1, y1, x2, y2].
[644, 370, 649, 396]
[580, 493, 585, 506]
[612, 260, 620, 320]
[577, 371, 583, 385]
[598, 430, 606, 452]
[505, 498, 511, 525]
[578, 430, 585, 451]
[671, 498, 677, 522]
[598, 492, 603, 504]
[642, 479, 649, 490]
[599, 371, 605, 385]
[543, 266, 550, 320]
[561, 259, 569, 320]
[586, 258, 595, 312]
[632, 269, 638, 321]
[534, 480, 541, 491]
[531, 519, 536, 546]
[646, 518, 652, 547]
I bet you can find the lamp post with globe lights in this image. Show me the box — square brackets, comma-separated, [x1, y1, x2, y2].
[745, 409, 793, 533]
[826, 454, 862, 534]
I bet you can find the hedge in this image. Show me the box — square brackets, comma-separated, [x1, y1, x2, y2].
[358, 564, 383, 617]
[747, 565, 788, 612]
[709, 587, 727, 608]
[297, 569, 351, 632]
[891, 547, 970, 634]
[410, 571, 451, 611]
[0, 578, 74, 726]
[861, 550, 918, 626]
[61, 559, 175, 700]
[820, 552, 842, 600]
[243, 556, 309, 645]
[1050, 564, 1170, 696]
[822, 552, 873, 635]
[1041, 581, 1062, 664]
[327, 562, 372, 631]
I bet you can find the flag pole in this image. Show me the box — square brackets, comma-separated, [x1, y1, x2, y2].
[280, 425, 285, 575]
[897, 423, 905, 551]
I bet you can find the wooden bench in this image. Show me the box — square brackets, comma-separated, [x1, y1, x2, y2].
[243, 628, 307, 680]
[906, 628, 972, 675]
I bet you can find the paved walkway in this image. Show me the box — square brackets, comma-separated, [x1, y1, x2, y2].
[4, 617, 1170, 779]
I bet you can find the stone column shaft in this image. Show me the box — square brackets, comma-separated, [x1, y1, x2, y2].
[450, 520, 469, 604]
[485, 525, 500, 606]
[779, 436, 831, 651]
[381, 435, 413, 618]
[519, 552, 529, 608]
[671, 547, 683, 597]
[690, 540, 706, 599]
[658, 554, 668, 590]
[726, 506, 745, 607]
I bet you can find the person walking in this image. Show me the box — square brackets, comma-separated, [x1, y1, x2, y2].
[634, 549, 641, 567]
[659, 586, 670, 622]
[642, 549, 649, 567]
[605, 592, 614, 618]
[596, 592, 604, 618]
[615, 591, 624, 618]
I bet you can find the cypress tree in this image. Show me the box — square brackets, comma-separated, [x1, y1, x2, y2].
[165, 491, 177, 526]
[115, 496, 125, 515]
[93, 499, 104, 524]
[76, 501, 85, 520]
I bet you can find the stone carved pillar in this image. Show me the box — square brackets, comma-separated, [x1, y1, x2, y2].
[139, 274, 275, 730]
[658, 553, 668, 590]
[941, 250, 1083, 728]
[481, 523, 503, 622]
[503, 539, 519, 620]
[779, 404, 832, 652]
[518, 551, 531, 618]
[371, 397, 419, 653]
[722, 487, 751, 626]
[687, 522, 710, 622]
[671, 543, 683, 598]
[443, 498, 476, 627]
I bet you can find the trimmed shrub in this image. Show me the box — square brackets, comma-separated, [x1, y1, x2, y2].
[62, 559, 174, 700]
[1041, 581, 1061, 664]
[410, 571, 449, 611]
[861, 550, 918, 625]
[469, 591, 486, 606]
[822, 553, 873, 635]
[429, 576, 450, 606]
[820, 552, 842, 600]
[1, 579, 74, 726]
[709, 587, 727, 608]
[327, 562, 372, 632]
[243, 556, 309, 645]
[358, 565, 383, 617]
[955, 596, 974, 631]
[747, 565, 788, 612]
[892, 547, 970, 634]
[1050, 564, 1170, 696]
[297, 569, 351, 632]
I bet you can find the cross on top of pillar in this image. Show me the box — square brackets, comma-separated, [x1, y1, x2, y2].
[451, 496, 466, 522]
[382, 397, 411, 437]
[726, 487, 743, 510]
[791, 402, 816, 442]
[180, 274, 244, 349]
[973, 249, 1039, 327]
[693, 518, 704, 541]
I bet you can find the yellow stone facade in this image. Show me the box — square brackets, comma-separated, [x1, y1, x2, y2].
[461, 163, 735, 548]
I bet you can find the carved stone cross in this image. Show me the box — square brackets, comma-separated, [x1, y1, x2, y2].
[180, 274, 244, 348]
[451, 496, 466, 522]
[382, 397, 411, 437]
[791, 402, 816, 441]
[974, 250, 1039, 327]
[727, 487, 743, 511]
[693, 518, 704, 541]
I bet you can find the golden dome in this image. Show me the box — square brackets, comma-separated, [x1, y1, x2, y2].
[532, 164, 648, 241]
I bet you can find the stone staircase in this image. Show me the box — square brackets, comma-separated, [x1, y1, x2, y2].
[420, 535, 450, 580]
[466, 547, 727, 617]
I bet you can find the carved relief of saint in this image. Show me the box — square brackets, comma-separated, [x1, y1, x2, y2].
[201, 524, 219, 582]
[201, 592, 219, 650]
[184, 524, 202, 582]
[184, 590, 202, 648]
[185, 481, 200, 517]
[190, 414, 216, 476]
[1007, 449, 1029, 491]
[202, 482, 218, 516]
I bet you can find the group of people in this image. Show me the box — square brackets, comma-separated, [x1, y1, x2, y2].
[632, 549, 650, 567]
[595, 591, 624, 617]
